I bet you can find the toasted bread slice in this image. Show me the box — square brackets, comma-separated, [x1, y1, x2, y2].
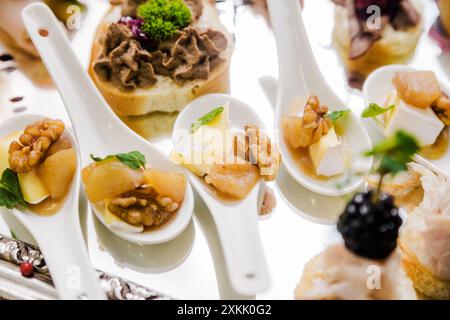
[89, 0, 233, 116]
[399, 210, 450, 300]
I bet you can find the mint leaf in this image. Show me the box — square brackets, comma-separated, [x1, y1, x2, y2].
[191, 106, 224, 132]
[116, 151, 146, 169]
[0, 168, 26, 209]
[89, 154, 106, 162]
[90, 151, 146, 170]
[326, 109, 351, 122]
[365, 130, 419, 175]
[362, 103, 394, 118]
[10, 229, 17, 240]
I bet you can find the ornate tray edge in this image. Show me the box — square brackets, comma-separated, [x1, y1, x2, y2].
[0, 234, 173, 300]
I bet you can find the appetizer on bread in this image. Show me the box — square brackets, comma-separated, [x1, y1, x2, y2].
[331, 0, 422, 88]
[89, 0, 234, 116]
[399, 165, 450, 299]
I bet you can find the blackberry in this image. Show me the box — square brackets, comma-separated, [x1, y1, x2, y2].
[337, 190, 402, 260]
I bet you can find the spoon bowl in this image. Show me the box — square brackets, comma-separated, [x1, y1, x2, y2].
[173, 93, 270, 295]
[0, 114, 105, 299]
[22, 3, 194, 245]
[268, 0, 373, 196]
[363, 64, 450, 178]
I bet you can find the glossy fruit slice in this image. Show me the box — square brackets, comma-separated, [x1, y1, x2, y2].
[144, 169, 186, 203]
[46, 138, 72, 157]
[205, 163, 260, 199]
[82, 159, 144, 203]
[37, 148, 77, 199]
[282, 116, 303, 148]
[392, 71, 441, 109]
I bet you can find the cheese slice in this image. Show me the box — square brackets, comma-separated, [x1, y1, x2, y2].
[18, 169, 49, 204]
[174, 105, 233, 177]
[203, 103, 229, 132]
[309, 127, 345, 177]
[384, 99, 444, 146]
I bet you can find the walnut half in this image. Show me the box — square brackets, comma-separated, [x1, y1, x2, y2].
[298, 95, 332, 147]
[108, 184, 180, 227]
[8, 118, 65, 173]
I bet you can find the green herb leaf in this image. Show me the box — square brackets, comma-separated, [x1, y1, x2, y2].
[89, 154, 106, 162]
[10, 229, 17, 240]
[364, 130, 420, 175]
[326, 109, 351, 122]
[0, 169, 26, 209]
[116, 151, 146, 169]
[138, 0, 192, 41]
[362, 103, 394, 118]
[191, 106, 225, 132]
[90, 151, 146, 170]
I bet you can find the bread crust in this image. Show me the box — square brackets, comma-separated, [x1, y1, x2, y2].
[89, 1, 233, 116]
[332, 0, 423, 79]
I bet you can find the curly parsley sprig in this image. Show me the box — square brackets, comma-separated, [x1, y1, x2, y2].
[137, 0, 191, 41]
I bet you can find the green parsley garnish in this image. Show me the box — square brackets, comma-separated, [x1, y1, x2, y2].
[0, 168, 26, 209]
[137, 0, 191, 41]
[190, 106, 225, 132]
[362, 103, 395, 118]
[326, 109, 351, 122]
[90, 151, 146, 170]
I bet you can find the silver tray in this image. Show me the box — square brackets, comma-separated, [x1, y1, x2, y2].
[0, 0, 448, 299]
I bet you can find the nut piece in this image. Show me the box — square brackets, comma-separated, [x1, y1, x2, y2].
[8, 119, 65, 173]
[108, 184, 180, 227]
[432, 93, 450, 126]
[260, 187, 276, 215]
[298, 95, 332, 147]
[234, 125, 281, 181]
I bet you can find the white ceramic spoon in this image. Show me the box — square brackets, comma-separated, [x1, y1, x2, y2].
[21, 3, 194, 244]
[258, 77, 351, 224]
[363, 64, 450, 178]
[0, 114, 105, 300]
[173, 94, 270, 295]
[267, 0, 373, 196]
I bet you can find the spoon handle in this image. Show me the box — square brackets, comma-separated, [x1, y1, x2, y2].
[206, 192, 270, 295]
[21, 3, 131, 164]
[268, 0, 337, 108]
[19, 213, 105, 300]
